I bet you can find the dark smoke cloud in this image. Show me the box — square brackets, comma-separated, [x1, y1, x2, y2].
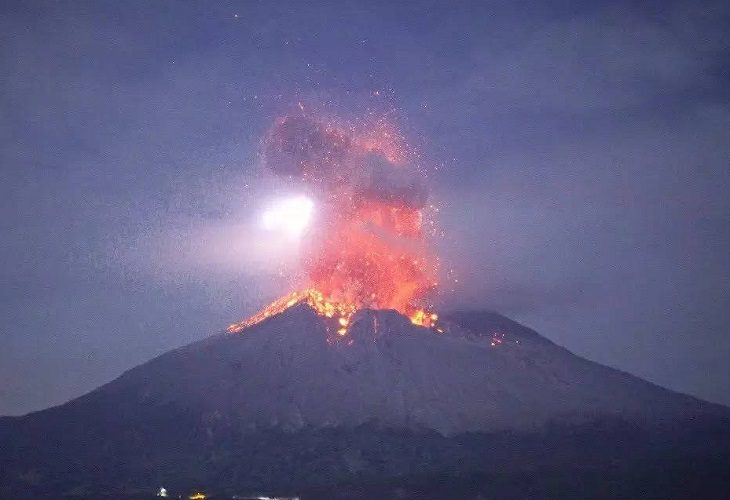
[264, 115, 428, 209]
[264, 115, 352, 184]
[357, 153, 428, 209]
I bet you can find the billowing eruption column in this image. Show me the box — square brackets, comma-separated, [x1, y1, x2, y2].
[266, 114, 438, 313]
[229, 113, 439, 334]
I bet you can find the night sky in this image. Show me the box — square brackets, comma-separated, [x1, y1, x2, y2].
[2, 0, 729, 416]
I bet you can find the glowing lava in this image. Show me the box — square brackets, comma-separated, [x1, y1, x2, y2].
[226, 288, 438, 336]
[229, 111, 441, 336]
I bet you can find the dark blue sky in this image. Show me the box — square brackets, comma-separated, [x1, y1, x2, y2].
[2, 0, 729, 415]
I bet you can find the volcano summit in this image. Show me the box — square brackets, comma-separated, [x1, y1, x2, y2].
[1, 303, 728, 498]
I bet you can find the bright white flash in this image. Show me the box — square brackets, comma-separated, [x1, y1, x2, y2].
[261, 195, 314, 237]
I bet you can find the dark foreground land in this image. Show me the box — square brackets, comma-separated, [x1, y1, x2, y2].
[3, 416, 729, 499]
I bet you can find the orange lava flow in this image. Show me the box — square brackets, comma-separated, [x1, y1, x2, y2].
[226, 288, 438, 336]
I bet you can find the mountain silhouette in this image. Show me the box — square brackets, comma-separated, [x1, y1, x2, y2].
[1, 305, 728, 498]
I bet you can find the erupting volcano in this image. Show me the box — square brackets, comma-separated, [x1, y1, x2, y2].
[4, 112, 729, 500]
[228, 113, 440, 335]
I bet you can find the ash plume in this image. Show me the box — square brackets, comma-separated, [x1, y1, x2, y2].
[262, 114, 437, 313]
[264, 115, 428, 208]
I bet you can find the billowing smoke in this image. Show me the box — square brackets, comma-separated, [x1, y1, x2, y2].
[265, 116, 352, 186]
[262, 114, 437, 313]
[265, 115, 427, 206]
[357, 153, 428, 209]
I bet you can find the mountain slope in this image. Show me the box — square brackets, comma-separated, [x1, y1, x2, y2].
[76, 304, 720, 434]
[1, 305, 727, 498]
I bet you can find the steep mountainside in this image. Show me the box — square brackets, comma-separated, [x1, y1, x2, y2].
[1, 305, 727, 498]
[72, 304, 719, 434]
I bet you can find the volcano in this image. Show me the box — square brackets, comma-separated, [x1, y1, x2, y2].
[1, 304, 729, 499]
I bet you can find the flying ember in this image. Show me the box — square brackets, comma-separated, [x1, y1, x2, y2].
[229, 112, 440, 335]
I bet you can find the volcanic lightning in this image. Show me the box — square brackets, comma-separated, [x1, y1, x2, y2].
[261, 195, 314, 237]
[228, 112, 440, 336]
